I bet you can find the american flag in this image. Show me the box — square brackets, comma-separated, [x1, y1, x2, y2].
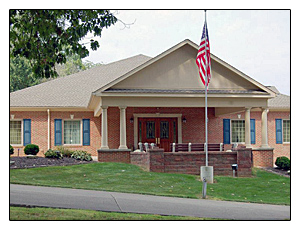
[196, 21, 211, 87]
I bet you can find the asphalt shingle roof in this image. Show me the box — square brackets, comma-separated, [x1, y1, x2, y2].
[10, 54, 152, 107]
[265, 86, 290, 109]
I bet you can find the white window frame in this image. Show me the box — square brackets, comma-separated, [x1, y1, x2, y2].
[10, 119, 23, 147]
[230, 119, 245, 144]
[62, 119, 82, 146]
[282, 119, 290, 144]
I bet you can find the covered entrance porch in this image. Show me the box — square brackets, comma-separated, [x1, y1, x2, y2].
[96, 100, 271, 153]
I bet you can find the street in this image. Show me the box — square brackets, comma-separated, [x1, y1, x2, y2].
[10, 184, 290, 220]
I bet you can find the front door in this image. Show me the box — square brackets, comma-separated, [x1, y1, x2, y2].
[138, 118, 177, 152]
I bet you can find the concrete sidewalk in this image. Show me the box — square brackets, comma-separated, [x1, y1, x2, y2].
[10, 184, 290, 220]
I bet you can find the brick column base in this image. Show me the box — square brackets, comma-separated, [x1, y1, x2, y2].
[98, 149, 131, 163]
[236, 148, 252, 177]
[252, 148, 274, 168]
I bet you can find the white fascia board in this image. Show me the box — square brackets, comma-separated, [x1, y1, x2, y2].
[96, 92, 273, 99]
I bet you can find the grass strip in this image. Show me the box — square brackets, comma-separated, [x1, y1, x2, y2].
[10, 206, 210, 220]
[10, 162, 290, 205]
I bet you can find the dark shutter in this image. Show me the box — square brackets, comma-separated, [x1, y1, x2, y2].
[276, 119, 283, 144]
[250, 119, 256, 144]
[223, 119, 230, 144]
[23, 119, 31, 146]
[82, 119, 90, 146]
[55, 119, 62, 146]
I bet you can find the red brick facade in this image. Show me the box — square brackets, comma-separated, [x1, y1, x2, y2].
[10, 107, 290, 167]
[252, 149, 274, 168]
[98, 149, 131, 163]
[10, 111, 101, 157]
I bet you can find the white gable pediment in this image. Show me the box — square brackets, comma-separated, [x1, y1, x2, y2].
[95, 40, 274, 97]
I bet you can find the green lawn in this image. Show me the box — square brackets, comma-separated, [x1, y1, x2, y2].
[10, 206, 208, 220]
[10, 162, 290, 205]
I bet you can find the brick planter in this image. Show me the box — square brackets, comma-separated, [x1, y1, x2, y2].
[130, 148, 252, 177]
[98, 149, 131, 163]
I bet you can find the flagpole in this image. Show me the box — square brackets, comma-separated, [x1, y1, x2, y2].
[204, 10, 208, 167]
[199, 9, 213, 195]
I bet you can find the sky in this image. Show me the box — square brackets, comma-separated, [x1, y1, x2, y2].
[83, 10, 290, 95]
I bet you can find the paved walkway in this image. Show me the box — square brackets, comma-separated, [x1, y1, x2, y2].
[10, 184, 290, 220]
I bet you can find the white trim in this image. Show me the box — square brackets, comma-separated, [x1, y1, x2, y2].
[10, 119, 23, 147]
[97, 92, 273, 98]
[62, 119, 83, 146]
[133, 113, 182, 149]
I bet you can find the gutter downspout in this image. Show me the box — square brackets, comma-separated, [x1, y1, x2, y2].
[47, 109, 50, 150]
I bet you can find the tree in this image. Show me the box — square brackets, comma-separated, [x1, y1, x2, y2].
[55, 54, 88, 77]
[10, 56, 38, 92]
[10, 10, 117, 79]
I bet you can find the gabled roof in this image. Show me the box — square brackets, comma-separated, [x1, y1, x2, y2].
[10, 39, 281, 109]
[93, 39, 275, 97]
[10, 54, 151, 108]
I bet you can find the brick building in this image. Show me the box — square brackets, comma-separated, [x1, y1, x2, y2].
[10, 39, 290, 167]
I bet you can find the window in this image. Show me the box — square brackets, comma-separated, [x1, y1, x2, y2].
[146, 121, 155, 139]
[10, 120, 22, 145]
[283, 120, 290, 143]
[231, 120, 245, 143]
[64, 120, 81, 145]
[160, 121, 169, 139]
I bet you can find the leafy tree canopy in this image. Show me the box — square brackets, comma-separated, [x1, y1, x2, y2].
[10, 56, 38, 92]
[10, 10, 117, 78]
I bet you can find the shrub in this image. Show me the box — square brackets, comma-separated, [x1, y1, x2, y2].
[56, 146, 74, 158]
[71, 150, 92, 161]
[24, 144, 39, 155]
[10, 145, 14, 155]
[44, 149, 62, 159]
[275, 156, 290, 170]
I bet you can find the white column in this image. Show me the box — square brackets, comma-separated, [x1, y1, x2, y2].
[261, 107, 269, 148]
[119, 106, 128, 149]
[100, 106, 109, 149]
[245, 107, 252, 148]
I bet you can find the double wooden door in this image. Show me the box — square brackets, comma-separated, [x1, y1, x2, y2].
[138, 118, 177, 152]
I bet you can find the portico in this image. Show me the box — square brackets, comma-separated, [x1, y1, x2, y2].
[97, 101, 272, 152]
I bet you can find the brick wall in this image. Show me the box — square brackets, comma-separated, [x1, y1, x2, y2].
[10, 111, 101, 157]
[130, 148, 251, 176]
[267, 111, 290, 164]
[98, 149, 131, 163]
[236, 148, 252, 177]
[130, 151, 150, 171]
[10, 111, 48, 156]
[163, 151, 237, 176]
[252, 149, 274, 168]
